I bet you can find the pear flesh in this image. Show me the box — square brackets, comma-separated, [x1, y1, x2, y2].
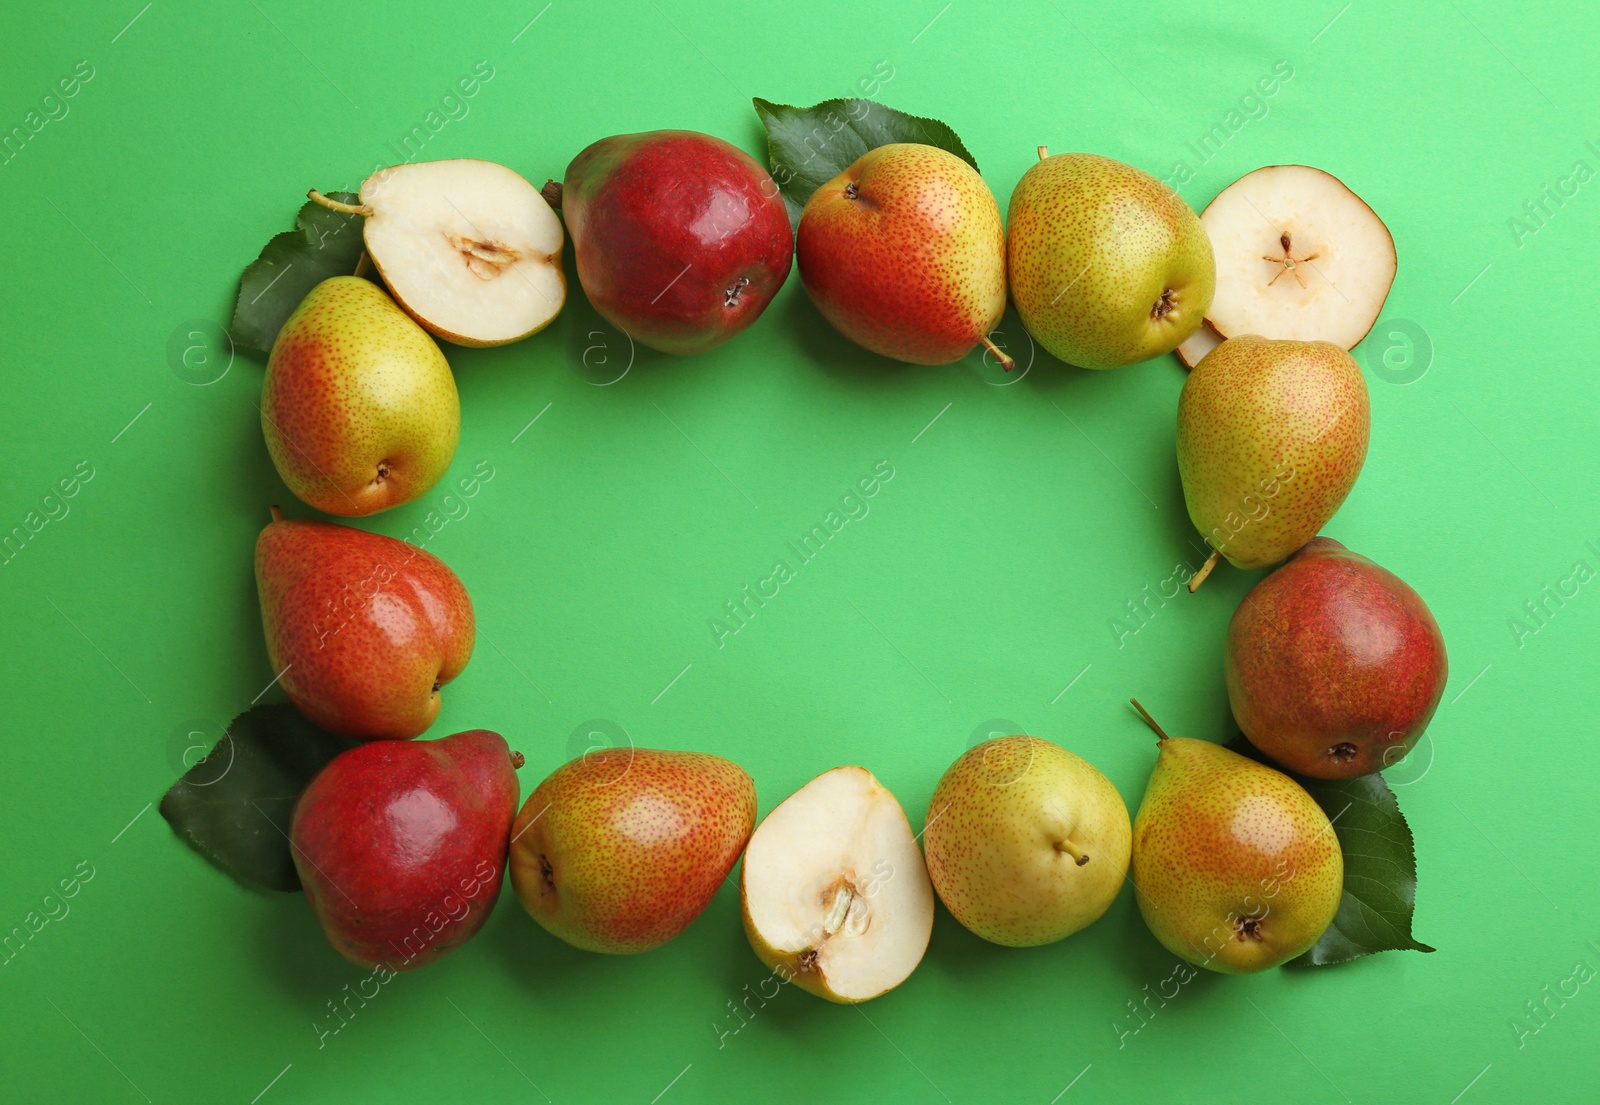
[1178, 335, 1369, 571]
[339, 158, 565, 346]
[740, 766, 933, 1003]
[1132, 736, 1343, 973]
[923, 736, 1131, 947]
[1201, 165, 1396, 349]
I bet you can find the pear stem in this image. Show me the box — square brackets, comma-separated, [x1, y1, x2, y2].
[540, 179, 563, 210]
[1056, 839, 1090, 866]
[307, 189, 373, 217]
[353, 251, 372, 279]
[1187, 549, 1221, 593]
[980, 335, 1015, 370]
[1129, 698, 1172, 744]
[269, 504, 284, 524]
[1037, 145, 1049, 161]
[509, 750, 525, 770]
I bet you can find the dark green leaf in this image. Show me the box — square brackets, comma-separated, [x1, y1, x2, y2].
[1227, 735, 1435, 967]
[230, 191, 367, 355]
[160, 703, 354, 892]
[752, 97, 979, 227]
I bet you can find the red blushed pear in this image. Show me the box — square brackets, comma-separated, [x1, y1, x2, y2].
[508, 749, 756, 953]
[797, 143, 1010, 367]
[255, 507, 474, 741]
[551, 130, 793, 354]
[1227, 537, 1448, 779]
[290, 729, 523, 971]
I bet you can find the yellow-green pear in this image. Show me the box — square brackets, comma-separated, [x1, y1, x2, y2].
[1007, 150, 1214, 369]
[1177, 335, 1369, 588]
[261, 276, 459, 517]
[1128, 702, 1342, 974]
[923, 736, 1130, 947]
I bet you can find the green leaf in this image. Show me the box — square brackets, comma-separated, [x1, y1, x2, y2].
[159, 703, 354, 892]
[752, 97, 979, 227]
[230, 191, 367, 355]
[1226, 735, 1435, 967]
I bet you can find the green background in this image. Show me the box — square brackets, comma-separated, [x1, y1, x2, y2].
[2, 1, 1594, 1102]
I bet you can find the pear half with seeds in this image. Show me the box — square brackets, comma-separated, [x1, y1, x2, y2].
[310, 159, 565, 347]
[741, 766, 933, 1003]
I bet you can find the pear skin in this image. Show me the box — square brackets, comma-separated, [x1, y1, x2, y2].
[290, 729, 522, 970]
[509, 749, 755, 954]
[262, 276, 459, 516]
[255, 510, 475, 741]
[923, 737, 1130, 947]
[1178, 336, 1369, 572]
[1007, 151, 1214, 369]
[1131, 736, 1343, 974]
[798, 143, 1007, 365]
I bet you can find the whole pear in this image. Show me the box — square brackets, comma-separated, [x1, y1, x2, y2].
[1178, 336, 1369, 580]
[797, 143, 1008, 366]
[256, 508, 474, 741]
[262, 276, 459, 516]
[923, 737, 1130, 947]
[509, 748, 756, 953]
[1228, 537, 1448, 778]
[1007, 150, 1214, 369]
[1129, 706, 1343, 973]
[557, 130, 793, 354]
[290, 729, 522, 970]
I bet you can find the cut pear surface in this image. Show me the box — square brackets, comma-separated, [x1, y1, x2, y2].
[1200, 165, 1395, 350]
[740, 766, 933, 1003]
[1175, 319, 1224, 369]
[347, 159, 565, 346]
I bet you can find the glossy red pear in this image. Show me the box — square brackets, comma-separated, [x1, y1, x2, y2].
[554, 130, 793, 354]
[1226, 537, 1448, 778]
[256, 508, 474, 741]
[291, 729, 522, 970]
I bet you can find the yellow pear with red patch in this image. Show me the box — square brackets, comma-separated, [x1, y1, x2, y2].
[797, 143, 1009, 367]
[508, 748, 755, 954]
[1128, 702, 1343, 973]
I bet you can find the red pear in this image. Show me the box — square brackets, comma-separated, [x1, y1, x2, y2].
[290, 729, 523, 970]
[1226, 537, 1448, 778]
[255, 509, 474, 741]
[555, 130, 793, 354]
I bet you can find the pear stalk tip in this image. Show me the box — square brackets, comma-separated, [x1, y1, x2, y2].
[980, 335, 1015, 370]
[510, 750, 525, 770]
[1037, 145, 1049, 161]
[1187, 549, 1221, 592]
[540, 179, 563, 210]
[1129, 698, 1172, 744]
[269, 504, 284, 523]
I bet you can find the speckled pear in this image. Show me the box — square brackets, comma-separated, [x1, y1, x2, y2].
[797, 143, 1009, 366]
[261, 276, 459, 516]
[508, 749, 756, 954]
[1177, 336, 1369, 587]
[1007, 150, 1214, 368]
[923, 737, 1130, 947]
[1128, 703, 1343, 973]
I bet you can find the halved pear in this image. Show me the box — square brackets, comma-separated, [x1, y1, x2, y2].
[740, 766, 933, 1004]
[1200, 165, 1395, 350]
[310, 159, 565, 347]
